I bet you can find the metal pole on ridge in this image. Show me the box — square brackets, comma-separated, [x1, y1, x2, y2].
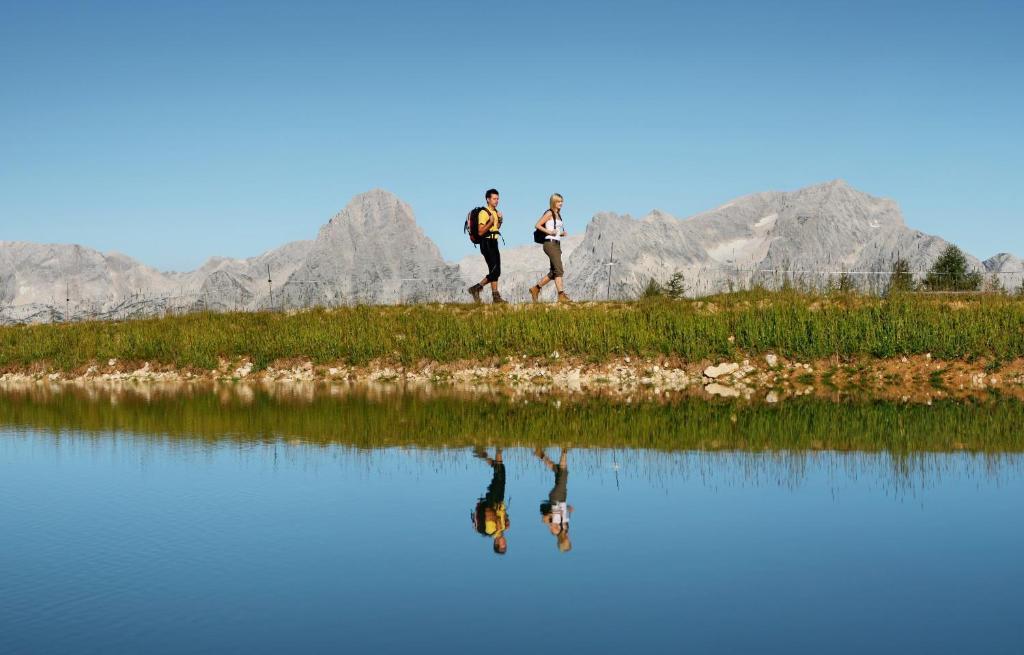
[267, 265, 273, 311]
[606, 243, 616, 301]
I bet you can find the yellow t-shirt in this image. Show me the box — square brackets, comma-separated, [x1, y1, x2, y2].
[484, 503, 508, 535]
[478, 207, 501, 239]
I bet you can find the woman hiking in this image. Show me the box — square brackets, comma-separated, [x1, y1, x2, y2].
[535, 447, 573, 553]
[529, 193, 571, 303]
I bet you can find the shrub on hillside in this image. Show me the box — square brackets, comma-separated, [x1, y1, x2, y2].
[923, 245, 982, 292]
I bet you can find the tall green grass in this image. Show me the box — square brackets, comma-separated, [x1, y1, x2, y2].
[2, 291, 1023, 370]
[2, 386, 1023, 454]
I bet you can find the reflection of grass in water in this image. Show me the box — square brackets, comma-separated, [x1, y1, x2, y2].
[2, 291, 1024, 370]
[0, 387, 1022, 454]
[796, 372, 816, 385]
[821, 368, 839, 389]
[602, 449, 1024, 497]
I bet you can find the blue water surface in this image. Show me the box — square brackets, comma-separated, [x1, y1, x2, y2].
[1, 431, 1022, 654]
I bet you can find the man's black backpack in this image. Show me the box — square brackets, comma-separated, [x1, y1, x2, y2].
[465, 207, 486, 245]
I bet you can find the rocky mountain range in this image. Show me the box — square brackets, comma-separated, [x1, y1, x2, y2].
[1, 181, 1020, 322]
[566, 179, 1020, 299]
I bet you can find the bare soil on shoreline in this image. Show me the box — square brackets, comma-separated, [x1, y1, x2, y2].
[2, 353, 1023, 404]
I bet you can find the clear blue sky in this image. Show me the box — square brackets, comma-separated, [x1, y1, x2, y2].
[2, 0, 1021, 271]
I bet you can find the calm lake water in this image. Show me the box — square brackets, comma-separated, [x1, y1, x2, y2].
[1, 387, 1023, 654]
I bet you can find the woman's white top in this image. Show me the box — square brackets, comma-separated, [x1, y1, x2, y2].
[544, 212, 564, 241]
[551, 502, 570, 525]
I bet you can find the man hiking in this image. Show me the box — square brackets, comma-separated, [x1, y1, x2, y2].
[471, 447, 510, 555]
[467, 188, 507, 304]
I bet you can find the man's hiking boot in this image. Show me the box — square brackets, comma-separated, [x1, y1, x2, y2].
[557, 291, 572, 304]
[468, 284, 483, 304]
[492, 292, 508, 305]
[529, 285, 541, 303]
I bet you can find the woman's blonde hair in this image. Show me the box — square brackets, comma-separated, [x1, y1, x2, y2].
[549, 193, 564, 216]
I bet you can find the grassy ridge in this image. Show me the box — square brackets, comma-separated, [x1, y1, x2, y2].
[2, 387, 1023, 453]
[2, 291, 1024, 370]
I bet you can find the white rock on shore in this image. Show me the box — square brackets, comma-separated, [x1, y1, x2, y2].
[704, 363, 740, 379]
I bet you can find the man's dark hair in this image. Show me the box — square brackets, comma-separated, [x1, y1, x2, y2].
[485, 188, 499, 199]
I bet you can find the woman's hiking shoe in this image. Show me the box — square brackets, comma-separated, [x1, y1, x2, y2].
[468, 284, 483, 303]
[529, 285, 541, 303]
[492, 292, 508, 304]
[557, 291, 572, 303]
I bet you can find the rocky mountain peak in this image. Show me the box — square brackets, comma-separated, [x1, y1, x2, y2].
[279, 189, 462, 305]
[985, 253, 1019, 267]
[642, 209, 675, 223]
[782, 179, 904, 229]
[321, 189, 414, 237]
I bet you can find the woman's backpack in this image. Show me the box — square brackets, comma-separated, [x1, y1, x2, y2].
[533, 210, 560, 244]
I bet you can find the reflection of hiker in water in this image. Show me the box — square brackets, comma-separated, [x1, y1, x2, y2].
[472, 447, 510, 555]
[536, 447, 573, 552]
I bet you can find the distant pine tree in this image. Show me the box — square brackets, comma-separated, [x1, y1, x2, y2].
[887, 258, 914, 294]
[665, 271, 686, 299]
[833, 272, 856, 293]
[986, 273, 1006, 295]
[642, 278, 664, 298]
[923, 245, 982, 291]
